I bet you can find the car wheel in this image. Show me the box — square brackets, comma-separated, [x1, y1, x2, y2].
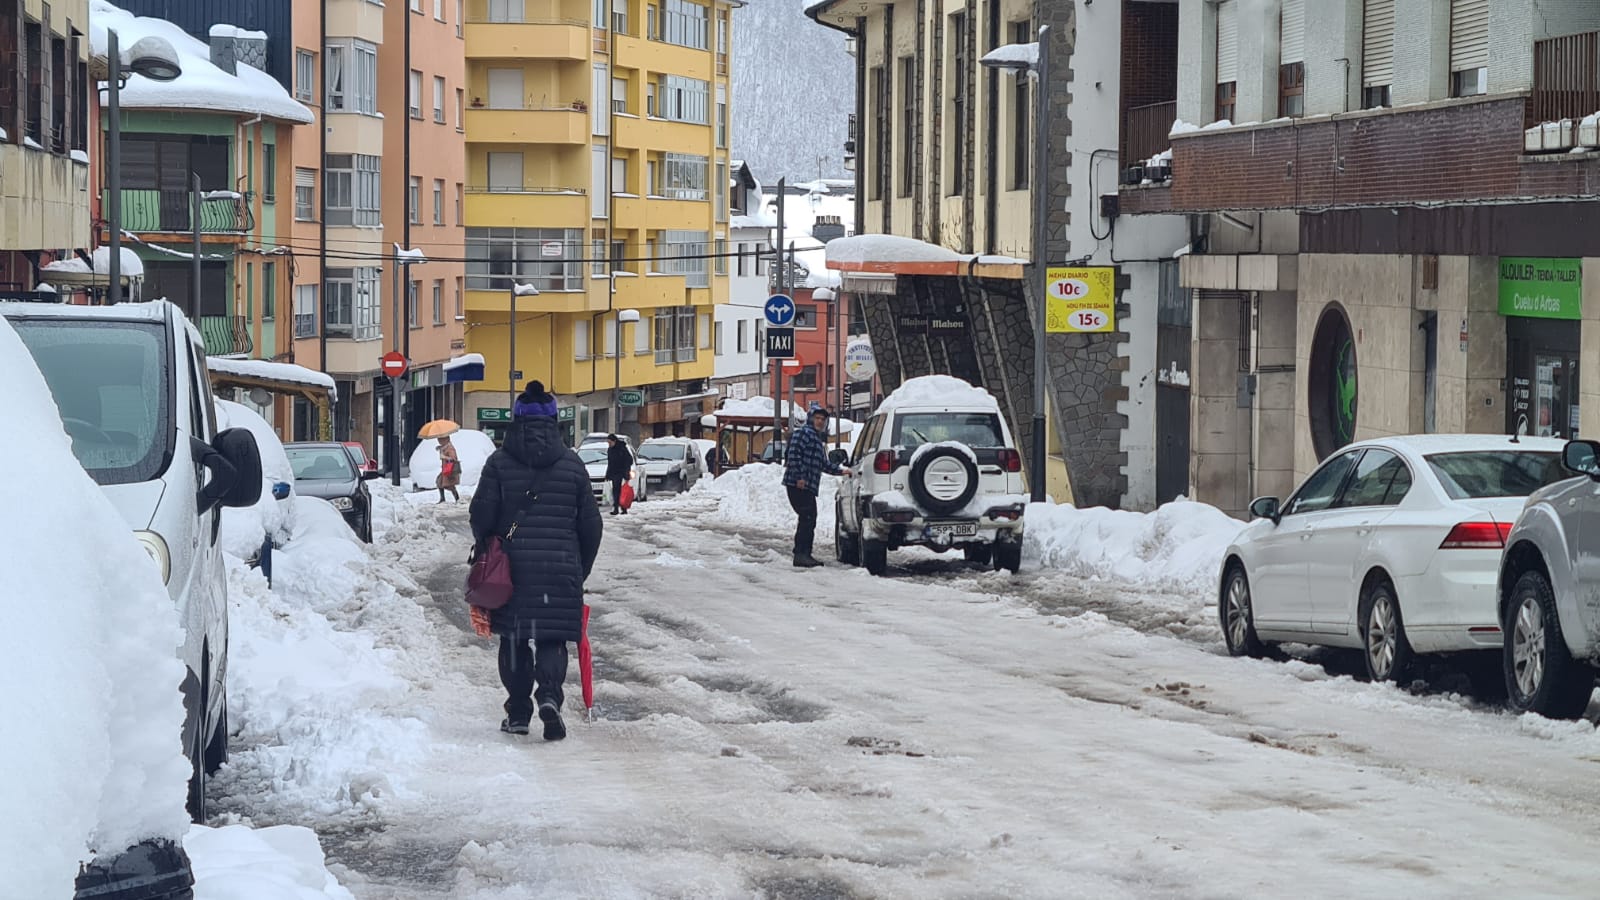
[203, 694, 228, 775]
[835, 505, 860, 565]
[992, 543, 1022, 574]
[1505, 570, 1596, 719]
[1219, 564, 1266, 658]
[1361, 579, 1414, 684]
[862, 538, 888, 577]
[963, 544, 992, 566]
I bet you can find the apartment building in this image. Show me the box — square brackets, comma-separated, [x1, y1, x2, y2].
[0, 0, 93, 298]
[808, 0, 1187, 510]
[1114, 0, 1600, 515]
[459, 0, 739, 446]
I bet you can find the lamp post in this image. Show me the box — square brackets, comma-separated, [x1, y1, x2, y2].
[390, 246, 426, 486]
[982, 25, 1050, 503]
[104, 29, 181, 305]
[509, 282, 540, 410]
[614, 308, 640, 435]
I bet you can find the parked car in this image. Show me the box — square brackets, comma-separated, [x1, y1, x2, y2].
[637, 437, 704, 495]
[835, 380, 1027, 576]
[577, 444, 647, 506]
[756, 438, 786, 464]
[285, 441, 377, 542]
[1220, 434, 1571, 684]
[343, 440, 379, 476]
[1497, 439, 1600, 718]
[3, 299, 263, 823]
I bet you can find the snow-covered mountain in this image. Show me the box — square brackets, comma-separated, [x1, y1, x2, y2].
[733, 0, 855, 184]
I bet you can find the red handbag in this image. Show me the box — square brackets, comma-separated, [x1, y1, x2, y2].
[465, 537, 514, 609]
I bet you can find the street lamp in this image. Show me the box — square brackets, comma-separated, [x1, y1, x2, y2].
[105, 29, 181, 304]
[982, 25, 1050, 503]
[390, 246, 427, 486]
[614, 308, 640, 436]
[509, 282, 540, 410]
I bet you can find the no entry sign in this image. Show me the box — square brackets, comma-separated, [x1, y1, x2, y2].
[381, 350, 409, 379]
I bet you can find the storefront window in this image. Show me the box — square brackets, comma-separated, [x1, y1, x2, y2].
[1307, 304, 1357, 460]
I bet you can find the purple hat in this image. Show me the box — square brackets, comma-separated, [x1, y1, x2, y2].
[513, 380, 559, 419]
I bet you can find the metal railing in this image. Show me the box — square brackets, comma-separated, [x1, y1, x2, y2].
[1529, 31, 1600, 127]
[199, 315, 253, 357]
[1123, 100, 1177, 170]
[106, 189, 254, 235]
[465, 15, 587, 25]
[465, 184, 587, 194]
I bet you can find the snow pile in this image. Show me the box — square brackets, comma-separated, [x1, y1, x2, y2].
[0, 318, 189, 894]
[443, 352, 485, 372]
[408, 428, 497, 490]
[700, 461, 839, 534]
[1025, 499, 1247, 597]
[1170, 119, 1201, 137]
[216, 399, 296, 558]
[876, 374, 1000, 414]
[208, 357, 337, 394]
[981, 42, 1039, 69]
[187, 825, 354, 900]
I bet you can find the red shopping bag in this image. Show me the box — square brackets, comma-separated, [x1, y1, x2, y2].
[579, 604, 594, 711]
[619, 482, 635, 510]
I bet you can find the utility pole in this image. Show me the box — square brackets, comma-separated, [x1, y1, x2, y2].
[191, 174, 201, 335]
[107, 30, 121, 304]
[772, 177, 786, 445]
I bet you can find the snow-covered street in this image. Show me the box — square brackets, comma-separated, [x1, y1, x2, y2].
[213, 474, 1600, 899]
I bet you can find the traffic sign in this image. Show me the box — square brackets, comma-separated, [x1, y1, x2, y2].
[780, 358, 804, 371]
[380, 350, 409, 378]
[764, 294, 797, 327]
[618, 389, 645, 407]
[765, 326, 796, 359]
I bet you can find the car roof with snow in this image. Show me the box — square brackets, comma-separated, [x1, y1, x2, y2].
[0, 299, 171, 322]
[642, 436, 695, 445]
[874, 375, 1001, 416]
[1345, 434, 1567, 456]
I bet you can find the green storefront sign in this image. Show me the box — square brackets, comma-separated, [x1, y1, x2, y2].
[478, 407, 512, 422]
[1499, 257, 1582, 320]
[618, 389, 645, 407]
[558, 406, 576, 423]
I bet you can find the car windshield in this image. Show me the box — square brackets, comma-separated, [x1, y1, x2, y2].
[578, 448, 608, 465]
[345, 444, 369, 465]
[891, 413, 1004, 449]
[639, 444, 686, 461]
[1425, 450, 1570, 499]
[286, 447, 355, 481]
[10, 318, 173, 485]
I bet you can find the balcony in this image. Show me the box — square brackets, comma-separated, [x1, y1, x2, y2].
[465, 106, 590, 144]
[106, 189, 255, 237]
[465, 18, 589, 60]
[1528, 31, 1600, 128]
[1121, 100, 1176, 182]
[466, 185, 591, 225]
[199, 315, 253, 357]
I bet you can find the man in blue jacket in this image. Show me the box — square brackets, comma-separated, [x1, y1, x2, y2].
[783, 404, 850, 568]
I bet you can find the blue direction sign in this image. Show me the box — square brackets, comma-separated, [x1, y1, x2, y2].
[764, 294, 797, 327]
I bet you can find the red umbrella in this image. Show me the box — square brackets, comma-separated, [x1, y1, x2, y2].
[579, 604, 594, 714]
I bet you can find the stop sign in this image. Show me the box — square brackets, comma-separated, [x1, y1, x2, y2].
[380, 350, 409, 378]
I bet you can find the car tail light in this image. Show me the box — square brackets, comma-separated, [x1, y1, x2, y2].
[873, 450, 896, 474]
[987, 504, 1025, 521]
[1439, 521, 1513, 550]
[997, 449, 1022, 473]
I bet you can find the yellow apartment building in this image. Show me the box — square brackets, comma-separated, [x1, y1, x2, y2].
[461, 0, 738, 444]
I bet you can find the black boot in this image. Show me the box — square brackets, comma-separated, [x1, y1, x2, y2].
[539, 701, 567, 741]
[793, 553, 823, 568]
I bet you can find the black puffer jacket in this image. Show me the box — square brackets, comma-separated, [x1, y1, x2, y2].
[606, 441, 633, 480]
[469, 416, 603, 642]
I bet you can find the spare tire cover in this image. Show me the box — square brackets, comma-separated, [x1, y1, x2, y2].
[909, 445, 979, 516]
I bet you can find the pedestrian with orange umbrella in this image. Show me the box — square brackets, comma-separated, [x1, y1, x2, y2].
[420, 419, 462, 503]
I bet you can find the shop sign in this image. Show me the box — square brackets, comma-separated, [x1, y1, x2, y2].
[558, 406, 576, 422]
[1498, 257, 1582, 320]
[1045, 266, 1116, 333]
[619, 389, 645, 407]
[844, 338, 877, 382]
[478, 407, 512, 422]
[897, 314, 930, 334]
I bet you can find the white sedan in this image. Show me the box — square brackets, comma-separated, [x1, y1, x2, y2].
[1219, 434, 1571, 682]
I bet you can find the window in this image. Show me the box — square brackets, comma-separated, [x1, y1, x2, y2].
[592, 145, 608, 216]
[456, 182, 464, 222]
[262, 144, 277, 201]
[456, 88, 465, 130]
[487, 67, 523, 109]
[661, 230, 710, 287]
[325, 40, 378, 114]
[1284, 450, 1361, 516]
[651, 307, 698, 363]
[662, 152, 708, 199]
[593, 65, 610, 135]
[795, 304, 818, 329]
[1215, 0, 1238, 121]
[575, 318, 593, 359]
[435, 0, 444, 20]
[657, 75, 709, 124]
[716, 12, 728, 73]
[488, 151, 524, 191]
[713, 237, 727, 274]
[646, 81, 657, 116]
[1334, 450, 1412, 508]
[411, 0, 421, 10]
[869, 65, 886, 200]
[592, 237, 607, 276]
[433, 76, 446, 123]
[716, 84, 727, 147]
[1278, 62, 1304, 117]
[612, 0, 628, 34]
[262, 263, 277, 320]
[432, 280, 444, 324]
[594, 0, 607, 28]
[736, 319, 748, 352]
[294, 168, 316, 220]
[325, 153, 382, 226]
[699, 313, 712, 350]
[636, 313, 651, 353]
[613, 76, 628, 114]
[1362, 0, 1394, 108]
[603, 317, 619, 356]
[901, 56, 917, 197]
[949, 12, 967, 196]
[457, 0, 464, 35]
[295, 49, 315, 101]
[409, 176, 422, 224]
[324, 267, 381, 339]
[409, 70, 423, 118]
[465, 227, 585, 291]
[1426, 451, 1570, 499]
[489, 0, 523, 23]
[714, 321, 724, 356]
[612, 154, 628, 195]
[293, 284, 317, 337]
[408, 280, 420, 328]
[432, 179, 444, 224]
[715, 160, 727, 221]
[659, 0, 709, 50]
[736, 243, 748, 276]
[1449, 0, 1488, 98]
[454, 279, 463, 318]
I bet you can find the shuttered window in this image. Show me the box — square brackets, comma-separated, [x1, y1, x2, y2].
[1362, 0, 1395, 88]
[1280, 0, 1304, 65]
[1449, 0, 1489, 72]
[1216, 0, 1239, 82]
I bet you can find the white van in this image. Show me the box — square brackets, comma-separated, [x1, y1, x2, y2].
[3, 300, 262, 820]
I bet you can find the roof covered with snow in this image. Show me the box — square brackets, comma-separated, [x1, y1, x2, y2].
[982, 42, 1040, 70]
[442, 353, 486, 372]
[91, 1, 314, 124]
[207, 357, 337, 395]
[825, 234, 1026, 275]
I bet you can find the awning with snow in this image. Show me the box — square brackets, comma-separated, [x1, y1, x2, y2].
[444, 352, 485, 384]
[824, 234, 1026, 279]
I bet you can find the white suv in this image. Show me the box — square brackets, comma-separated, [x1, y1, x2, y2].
[835, 377, 1026, 575]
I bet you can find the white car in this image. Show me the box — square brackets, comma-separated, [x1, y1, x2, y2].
[3, 300, 263, 821]
[636, 437, 704, 495]
[577, 444, 647, 506]
[1220, 434, 1571, 682]
[835, 376, 1027, 575]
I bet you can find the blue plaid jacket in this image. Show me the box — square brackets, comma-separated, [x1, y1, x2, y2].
[782, 422, 842, 495]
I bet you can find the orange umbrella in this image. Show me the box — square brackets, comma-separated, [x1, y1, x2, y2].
[418, 419, 459, 439]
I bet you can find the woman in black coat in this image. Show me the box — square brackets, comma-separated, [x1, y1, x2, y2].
[469, 381, 603, 740]
[604, 434, 634, 515]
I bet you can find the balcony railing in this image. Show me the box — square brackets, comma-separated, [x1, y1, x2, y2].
[466, 184, 587, 194]
[106, 189, 254, 235]
[199, 315, 253, 357]
[1529, 31, 1600, 127]
[1122, 100, 1177, 175]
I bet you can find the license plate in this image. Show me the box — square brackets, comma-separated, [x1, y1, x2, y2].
[927, 523, 978, 539]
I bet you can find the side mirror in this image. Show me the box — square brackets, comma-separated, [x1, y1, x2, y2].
[1563, 440, 1600, 478]
[1248, 496, 1281, 523]
[195, 428, 263, 514]
[828, 449, 849, 466]
[361, 468, 383, 480]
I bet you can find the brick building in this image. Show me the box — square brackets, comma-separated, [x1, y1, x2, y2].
[1117, 0, 1600, 516]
